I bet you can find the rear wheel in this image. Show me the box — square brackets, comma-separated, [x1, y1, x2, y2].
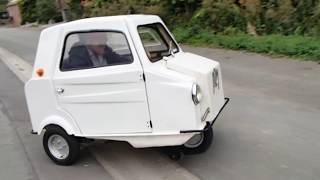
[43, 125, 80, 166]
[182, 127, 213, 154]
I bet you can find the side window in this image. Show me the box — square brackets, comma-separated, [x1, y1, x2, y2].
[60, 31, 133, 71]
[138, 23, 179, 62]
[139, 28, 167, 52]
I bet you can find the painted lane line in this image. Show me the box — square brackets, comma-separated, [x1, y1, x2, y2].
[0, 47, 32, 83]
[0, 47, 201, 180]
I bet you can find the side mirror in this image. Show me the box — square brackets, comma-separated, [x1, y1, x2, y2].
[168, 41, 175, 57]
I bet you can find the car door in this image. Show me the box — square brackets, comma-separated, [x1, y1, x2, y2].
[53, 30, 152, 135]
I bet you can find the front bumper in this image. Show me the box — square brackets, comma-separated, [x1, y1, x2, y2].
[180, 97, 230, 133]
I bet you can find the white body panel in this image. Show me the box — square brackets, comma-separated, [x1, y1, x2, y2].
[53, 64, 151, 135]
[25, 15, 226, 148]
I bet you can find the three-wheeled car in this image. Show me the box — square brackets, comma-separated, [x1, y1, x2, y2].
[25, 15, 229, 165]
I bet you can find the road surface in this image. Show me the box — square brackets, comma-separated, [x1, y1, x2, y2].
[0, 27, 319, 180]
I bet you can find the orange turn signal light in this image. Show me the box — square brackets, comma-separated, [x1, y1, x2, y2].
[36, 68, 44, 77]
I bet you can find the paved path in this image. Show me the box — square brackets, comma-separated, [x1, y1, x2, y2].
[0, 27, 320, 180]
[0, 100, 35, 180]
[0, 28, 38, 64]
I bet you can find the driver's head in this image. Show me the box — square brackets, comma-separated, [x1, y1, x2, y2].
[80, 32, 107, 56]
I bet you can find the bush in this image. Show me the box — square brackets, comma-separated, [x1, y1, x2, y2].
[36, 0, 61, 23]
[19, 0, 320, 36]
[173, 27, 320, 61]
[19, 0, 61, 24]
[18, 0, 37, 24]
[17, 0, 320, 61]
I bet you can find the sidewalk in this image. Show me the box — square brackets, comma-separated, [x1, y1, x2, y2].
[0, 102, 36, 180]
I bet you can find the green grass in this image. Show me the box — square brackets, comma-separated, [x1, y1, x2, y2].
[172, 27, 320, 62]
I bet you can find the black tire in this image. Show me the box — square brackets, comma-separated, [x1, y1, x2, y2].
[43, 125, 80, 166]
[182, 127, 213, 155]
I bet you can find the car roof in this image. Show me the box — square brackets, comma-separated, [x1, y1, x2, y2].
[46, 14, 160, 31]
[32, 15, 163, 78]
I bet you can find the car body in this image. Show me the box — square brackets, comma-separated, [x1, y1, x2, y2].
[0, 11, 10, 25]
[24, 15, 229, 165]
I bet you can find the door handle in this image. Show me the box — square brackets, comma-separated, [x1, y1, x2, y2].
[56, 88, 65, 95]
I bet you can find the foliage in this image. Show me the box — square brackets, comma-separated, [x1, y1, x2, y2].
[0, 0, 7, 11]
[191, 0, 247, 33]
[18, 0, 61, 23]
[173, 26, 320, 61]
[68, 0, 83, 20]
[35, 0, 61, 23]
[18, 0, 320, 36]
[17, 0, 320, 60]
[255, 0, 320, 35]
[18, 0, 37, 23]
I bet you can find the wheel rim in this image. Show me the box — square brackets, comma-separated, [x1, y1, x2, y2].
[184, 133, 204, 148]
[48, 134, 69, 160]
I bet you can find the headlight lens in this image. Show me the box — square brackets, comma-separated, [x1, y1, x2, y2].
[192, 84, 202, 105]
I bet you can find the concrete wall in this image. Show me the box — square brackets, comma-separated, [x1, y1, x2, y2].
[7, 2, 21, 26]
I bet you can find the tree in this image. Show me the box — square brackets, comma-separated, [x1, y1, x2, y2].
[36, 0, 61, 23]
[18, 0, 38, 23]
[0, 0, 8, 11]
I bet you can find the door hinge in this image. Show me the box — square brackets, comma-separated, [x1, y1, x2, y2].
[142, 73, 146, 81]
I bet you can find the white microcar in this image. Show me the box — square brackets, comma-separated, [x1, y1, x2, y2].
[25, 15, 229, 165]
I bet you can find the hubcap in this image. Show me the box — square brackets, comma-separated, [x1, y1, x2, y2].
[48, 134, 69, 159]
[184, 133, 204, 148]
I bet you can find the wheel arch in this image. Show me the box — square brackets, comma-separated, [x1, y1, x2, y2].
[38, 115, 79, 136]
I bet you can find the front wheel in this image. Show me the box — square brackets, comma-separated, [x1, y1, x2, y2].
[182, 127, 213, 154]
[43, 125, 80, 166]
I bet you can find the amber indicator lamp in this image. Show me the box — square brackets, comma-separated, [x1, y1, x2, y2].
[36, 68, 44, 77]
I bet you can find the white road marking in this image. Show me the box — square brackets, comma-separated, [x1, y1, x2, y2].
[0, 47, 200, 180]
[0, 47, 32, 83]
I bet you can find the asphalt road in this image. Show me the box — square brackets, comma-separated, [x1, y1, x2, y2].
[0, 27, 320, 180]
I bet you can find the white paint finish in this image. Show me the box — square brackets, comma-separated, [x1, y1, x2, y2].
[91, 133, 196, 148]
[0, 48, 81, 136]
[25, 79, 81, 135]
[32, 26, 63, 78]
[166, 52, 226, 122]
[24, 15, 227, 147]
[142, 61, 202, 133]
[0, 39, 202, 180]
[0, 46, 199, 180]
[53, 60, 151, 135]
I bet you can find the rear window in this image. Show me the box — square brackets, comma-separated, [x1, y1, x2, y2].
[60, 31, 133, 71]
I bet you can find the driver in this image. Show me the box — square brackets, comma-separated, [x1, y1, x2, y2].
[65, 32, 131, 70]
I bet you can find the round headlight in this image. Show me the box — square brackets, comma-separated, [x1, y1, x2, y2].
[192, 84, 202, 105]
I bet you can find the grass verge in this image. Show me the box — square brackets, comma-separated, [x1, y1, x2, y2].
[172, 27, 320, 62]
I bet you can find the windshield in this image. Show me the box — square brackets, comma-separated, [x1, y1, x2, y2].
[138, 23, 179, 62]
